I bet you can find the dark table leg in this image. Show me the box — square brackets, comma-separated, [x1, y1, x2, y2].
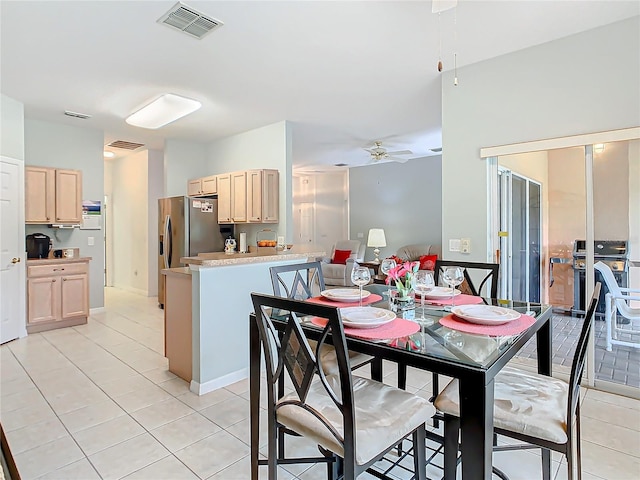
[250, 317, 261, 480]
[457, 375, 494, 480]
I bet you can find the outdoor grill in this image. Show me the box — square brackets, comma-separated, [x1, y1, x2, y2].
[572, 239, 629, 316]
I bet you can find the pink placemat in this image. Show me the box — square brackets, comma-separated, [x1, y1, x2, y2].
[310, 316, 420, 340]
[439, 313, 536, 336]
[307, 293, 382, 307]
[415, 293, 484, 306]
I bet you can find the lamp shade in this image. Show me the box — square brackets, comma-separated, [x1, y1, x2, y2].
[367, 228, 387, 248]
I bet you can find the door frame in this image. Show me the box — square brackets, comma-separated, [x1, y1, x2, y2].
[484, 126, 640, 394]
[1, 155, 27, 342]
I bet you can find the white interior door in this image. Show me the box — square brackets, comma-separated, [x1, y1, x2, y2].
[1, 156, 26, 343]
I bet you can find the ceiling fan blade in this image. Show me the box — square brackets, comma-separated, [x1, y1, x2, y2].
[385, 150, 413, 156]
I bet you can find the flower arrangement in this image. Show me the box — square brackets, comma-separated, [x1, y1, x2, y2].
[385, 261, 419, 299]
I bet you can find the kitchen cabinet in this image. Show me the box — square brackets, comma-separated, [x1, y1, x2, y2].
[25, 166, 82, 224]
[247, 169, 279, 223]
[217, 173, 232, 223]
[231, 171, 247, 222]
[187, 175, 217, 197]
[27, 259, 90, 333]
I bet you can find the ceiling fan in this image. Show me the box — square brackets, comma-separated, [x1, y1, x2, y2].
[364, 142, 413, 164]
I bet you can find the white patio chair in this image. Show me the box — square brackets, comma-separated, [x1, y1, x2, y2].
[594, 261, 640, 351]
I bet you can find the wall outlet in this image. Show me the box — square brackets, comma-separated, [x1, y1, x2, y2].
[449, 239, 461, 252]
[357, 232, 364, 238]
[88, 236, 95, 246]
[461, 238, 471, 254]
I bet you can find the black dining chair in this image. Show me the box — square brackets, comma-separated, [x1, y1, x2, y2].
[430, 260, 500, 413]
[433, 259, 499, 298]
[251, 293, 434, 479]
[435, 283, 601, 480]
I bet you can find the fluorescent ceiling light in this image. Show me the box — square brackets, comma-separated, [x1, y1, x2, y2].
[103, 151, 115, 158]
[126, 93, 201, 129]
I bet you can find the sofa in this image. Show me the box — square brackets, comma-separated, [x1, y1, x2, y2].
[319, 240, 367, 286]
[395, 244, 436, 269]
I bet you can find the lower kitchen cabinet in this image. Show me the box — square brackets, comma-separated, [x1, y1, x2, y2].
[27, 259, 90, 333]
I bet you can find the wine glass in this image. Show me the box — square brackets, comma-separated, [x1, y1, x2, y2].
[442, 266, 464, 309]
[414, 270, 435, 315]
[380, 258, 396, 299]
[350, 266, 371, 308]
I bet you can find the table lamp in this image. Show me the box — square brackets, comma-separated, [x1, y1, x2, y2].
[367, 228, 386, 263]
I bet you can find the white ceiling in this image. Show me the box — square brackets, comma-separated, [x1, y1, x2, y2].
[2, 1, 638, 171]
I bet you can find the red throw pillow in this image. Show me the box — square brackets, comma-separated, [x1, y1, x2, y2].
[332, 249, 352, 265]
[419, 254, 438, 271]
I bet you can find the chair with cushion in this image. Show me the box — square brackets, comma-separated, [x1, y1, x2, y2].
[594, 261, 640, 351]
[435, 284, 601, 480]
[319, 240, 366, 286]
[251, 293, 434, 479]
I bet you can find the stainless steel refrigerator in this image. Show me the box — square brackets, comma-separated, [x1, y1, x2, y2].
[158, 196, 230, 307]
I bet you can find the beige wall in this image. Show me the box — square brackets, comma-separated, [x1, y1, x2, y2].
[594, 141, 629, 240]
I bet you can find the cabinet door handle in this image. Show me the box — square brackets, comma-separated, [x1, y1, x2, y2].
[63, 278, 67, 281]
[52, 279, 56, 282]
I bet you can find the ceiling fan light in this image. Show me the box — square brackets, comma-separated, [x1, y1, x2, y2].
[126, 93, 201, 129]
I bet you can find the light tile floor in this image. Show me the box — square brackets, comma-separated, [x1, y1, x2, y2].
[1, 288, 639, 479]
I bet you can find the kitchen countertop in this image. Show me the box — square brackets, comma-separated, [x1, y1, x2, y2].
[162, 267, 192, 277]
[26, 257, 92, 265]
[181, 245, 326, 267]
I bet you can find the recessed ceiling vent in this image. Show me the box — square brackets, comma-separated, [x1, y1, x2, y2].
[64, 110, 91, 120]
[334, 163, 349, 167]
[430, 147, 443, 153]
[107, 140, 145, 150]
[158, 2, 223, 39]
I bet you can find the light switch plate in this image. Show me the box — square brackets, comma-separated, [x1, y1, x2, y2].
[88, 237, 95, 246]
[449, 239, 461, 252]
[357, 232, 364, 238]
[461, 238, 471, 254]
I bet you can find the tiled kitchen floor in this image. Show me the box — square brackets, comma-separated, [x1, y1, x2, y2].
[1, 288, 639, 479]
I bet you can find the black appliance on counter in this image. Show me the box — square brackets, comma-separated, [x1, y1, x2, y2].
[572, 239, 628, 317]
[26, 233, 52, 259]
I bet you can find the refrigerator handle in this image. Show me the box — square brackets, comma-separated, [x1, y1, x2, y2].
[164, 215, 171, 268]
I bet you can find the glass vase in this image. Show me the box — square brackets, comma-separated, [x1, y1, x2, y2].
[389, 288, 415, 312]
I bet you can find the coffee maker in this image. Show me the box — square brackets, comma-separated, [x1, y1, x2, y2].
[26, 233, 52, 259]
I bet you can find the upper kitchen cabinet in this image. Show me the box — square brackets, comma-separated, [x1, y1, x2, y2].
[231, 171, 247, 223]
[247, 169, 279, 223]
[26, 166, 82, 225]
[187, 175, 217, 197]
[217, 173, 232, 223]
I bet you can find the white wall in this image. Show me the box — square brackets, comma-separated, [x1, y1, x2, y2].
[164, 139, 207, 197]
[349, 156, 443, 260]
[441, 17, 640, 263]
[147, 150, 164, 296]
[110, 150, 162, 296]
[1, 94, 24, 160]
[24, 119, 105, 309]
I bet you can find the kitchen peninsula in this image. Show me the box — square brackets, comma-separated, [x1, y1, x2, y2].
[162, 245, 325, 395]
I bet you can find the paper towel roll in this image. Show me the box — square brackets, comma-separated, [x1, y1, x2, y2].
[239, 232, 247, 253]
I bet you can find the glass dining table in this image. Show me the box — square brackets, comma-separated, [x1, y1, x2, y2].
[249, 284, 553, 480]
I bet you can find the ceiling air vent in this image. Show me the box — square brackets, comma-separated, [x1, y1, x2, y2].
[430, 147, 443, 153]
[64, 110, 91, 120]
[158, 2, 223, 39]
[334, 163, 349, 167]
[107, 140, 145, 150]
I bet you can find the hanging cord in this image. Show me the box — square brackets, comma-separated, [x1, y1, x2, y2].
[437, 12, 443, 72]
[453, 6, 458, 86]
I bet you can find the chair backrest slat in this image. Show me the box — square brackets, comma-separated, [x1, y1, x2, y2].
[434, 260, 499, 298]
[594, 261, 632, 316]
[270, 261, 325, 300]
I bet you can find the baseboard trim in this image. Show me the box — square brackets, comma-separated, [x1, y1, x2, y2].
[190, 368, 248, 395]
[90, 307, 106, 314]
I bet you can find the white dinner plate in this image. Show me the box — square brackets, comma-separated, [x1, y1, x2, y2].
[339, 307, 395, 329]
[451, 305, 521, 325]
[321, 289, 370, 303]
[421, 286, 462, 299]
